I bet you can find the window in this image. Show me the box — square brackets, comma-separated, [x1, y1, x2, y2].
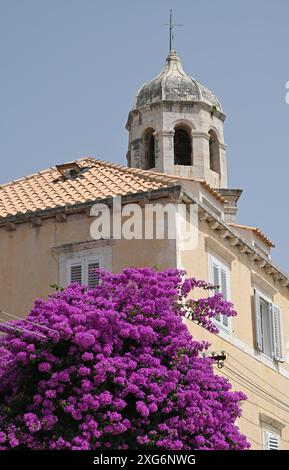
[143, 128, 156, 169]
[58, 245, 112, 289]
[67, 256, 100, 289]
[254, 289, 285, 362]
[263, 430, 280, 450]
[174, 127, 192, 165]
[208, 254, 231, 332]
[55, 162, 89, 180]
[208, 130, 220, 175]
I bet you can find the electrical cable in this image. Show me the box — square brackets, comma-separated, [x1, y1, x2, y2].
[0, 318, 46, 339]
[227, 352, 289, 401]
[0, 309, 59, 334]
[215, 365, 289, 418]
[224, 364, 289, 411]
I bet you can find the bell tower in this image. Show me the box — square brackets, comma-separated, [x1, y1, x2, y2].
[126, 49, 228, 189]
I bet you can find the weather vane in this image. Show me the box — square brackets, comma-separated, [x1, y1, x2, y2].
[163, 9, 184, 52]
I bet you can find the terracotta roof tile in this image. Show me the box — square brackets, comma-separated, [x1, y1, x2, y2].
[0, 157, 229, 223]
[229, 223, 275, 248]
[0, 157, 177, 219]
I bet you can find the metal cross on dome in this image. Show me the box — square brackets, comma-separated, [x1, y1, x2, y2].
[163, 9, 184, 52]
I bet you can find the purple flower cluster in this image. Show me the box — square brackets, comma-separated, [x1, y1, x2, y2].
[23, 413, 42, 433]
[0, 268, 249, 450]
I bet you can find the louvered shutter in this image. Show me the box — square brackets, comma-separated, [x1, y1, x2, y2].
[70, 264, 82, 284]
[254, 289, 263, 351]
[271, 305, 285, 362]
[264, 431, 280, 450]
[213, 263, 220, 291]
[211, 260, 230, 331]
[220, 267, 229, 328]
[220, 267, 228, 300]
[268, 434, 280, 450]
[87, 261, 99, 289]
[212, 262, 221, 323]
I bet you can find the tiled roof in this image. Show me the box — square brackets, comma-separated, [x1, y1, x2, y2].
[0, 157, 228, 221]
[229, 223, 275, 248]
[0, 158, 181, 220]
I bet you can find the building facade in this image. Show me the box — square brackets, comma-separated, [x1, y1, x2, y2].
[0, 50, 289, 449]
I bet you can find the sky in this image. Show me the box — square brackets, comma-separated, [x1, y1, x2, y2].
[0, 0, 289, 270]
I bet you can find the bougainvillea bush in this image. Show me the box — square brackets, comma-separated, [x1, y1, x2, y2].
[0, 268, 249, 450]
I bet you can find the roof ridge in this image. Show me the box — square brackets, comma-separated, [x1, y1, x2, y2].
[229, 223, 275, 248]
[84, 158, 179, 186]
[90, 161, 227, 203]
[229, 223, 257, 230]
[0, 156, 211, 189]
[0, 157, 95, 189]
[0, 156, 176, 220]
[1, 156, 225, 203]
[0, 156, 226, 219]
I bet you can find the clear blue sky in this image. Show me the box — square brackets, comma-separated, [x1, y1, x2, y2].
[1, 0, 288, 270]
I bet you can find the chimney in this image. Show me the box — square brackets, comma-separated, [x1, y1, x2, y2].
[218, 188, 243, 223]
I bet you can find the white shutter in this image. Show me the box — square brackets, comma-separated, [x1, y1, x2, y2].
[220, 267, 229, 328]
[263, 430, 269, 450]
[213, 263, 220, 291]
[87, 261, 99, 289]
[264, 431, 280, 450]
[70, 264, 82, 284]
[268, 434, 280, 450]
[254, 289, 263, 351]
[271, 305, 285, 362]
[220, 267, 228, 300]
[212, 262, 221, 323]
[210, 257, 230, 331]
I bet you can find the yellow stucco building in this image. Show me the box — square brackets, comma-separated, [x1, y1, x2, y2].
[0, 50, 289, 450]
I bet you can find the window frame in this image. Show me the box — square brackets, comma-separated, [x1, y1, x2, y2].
[208, 129, 221, 175]
[254, 288, 285, 362]
[143, 127, 156, 170]
[66, 255, 100, 288]
[173, 127, 192, 166]
[208, 253, 232, 334]
[59, 245, 112, 289]
[263, 429, 280, 450]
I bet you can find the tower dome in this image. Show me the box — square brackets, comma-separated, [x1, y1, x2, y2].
[134, 50, 222, 112]
[126, 50, 227, 189]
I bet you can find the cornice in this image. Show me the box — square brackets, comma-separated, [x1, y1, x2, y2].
[181, 187, 289, 292]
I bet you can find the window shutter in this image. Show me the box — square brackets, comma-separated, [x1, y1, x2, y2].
[271, 305, 285, 362]
[70, 264, 82, 284]
[220, 267, 228, 300]
[212, 262, 221, 322]
[87, 261, 99, 289]
[263, 430, 269, 450]
[211, 260, 230, 331]
[254, 289, 263, 351]
[213, 263, 220, 291]
[268, 434, 280, 450]
[264, 431, 280, 450]
[220, 267, 229, 328]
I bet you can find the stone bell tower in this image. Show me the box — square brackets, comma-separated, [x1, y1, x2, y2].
[126, 49, 228, 189]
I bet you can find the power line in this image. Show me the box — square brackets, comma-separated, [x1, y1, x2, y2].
[0, 309, 59, 334]
[239, 415, 289, 447]
[215, 365, 288, 413]
[224, 364, 289, 411]
[227, 352, 289, 401]
[218, 366, 289, 414]
[215, 365, 289, 418]
[0, 319, 46, 339]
